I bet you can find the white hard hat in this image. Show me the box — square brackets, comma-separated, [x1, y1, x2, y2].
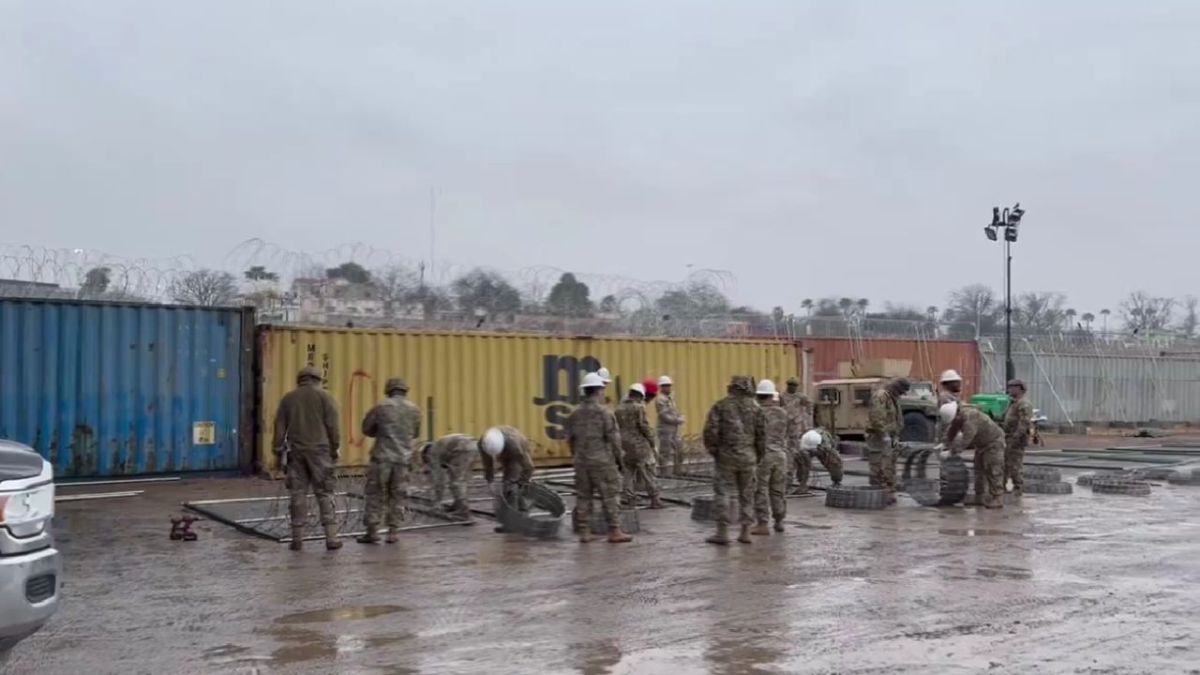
[658, 375, 673, 386]
[481, 427, 505, 457]
[580, 372, 606, 390]
[938, 402, 959, 425]
[629, 383, 646, 396]
[597, 367, 612, 384]
[800, 429, 822, 451]
[939, 369, 962, 383]
[755, 379, 777, 396]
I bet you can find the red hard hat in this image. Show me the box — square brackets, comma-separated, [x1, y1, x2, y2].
[642, 379, 659, 397]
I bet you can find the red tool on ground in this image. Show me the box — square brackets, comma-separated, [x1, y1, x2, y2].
[169, 515, 199, 541]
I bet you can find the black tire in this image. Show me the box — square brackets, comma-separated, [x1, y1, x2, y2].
[1023, 480, 1074, 495]
[1128, 467, 1178, 481]
[907, 453, 969, 506]
[496, 495, 566, 539]
[1076, 472, 1122, 487]
[1090, 476, 1152, 496]
[900, 412, 935, 443]
[824, 485, 888, 510]
[1023, 466, 1062, 483]
[523, 482, 566, 517]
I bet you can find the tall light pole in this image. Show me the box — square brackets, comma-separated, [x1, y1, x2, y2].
[984, 203, 1025, 383]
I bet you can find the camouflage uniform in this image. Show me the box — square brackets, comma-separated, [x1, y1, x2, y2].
[865, 385, 902, 498]
[655, 393, 685, 475]
[616, 397, 660, 505]
[755, 401, 794, 524]
[947, 406, 1006, 508]
[780, 389, 812, 433]
[796, 428, 845, 487]
[935, 390, 960, 443]
[361, 387, 422, 532]
[272, 374, 341, 530]
[1002, 397, 1035, 494]
[702, 376, 766, 527]
[566, 399, 624, 533]
[480, 426, 535, 509]
[428, 433, 477, 511]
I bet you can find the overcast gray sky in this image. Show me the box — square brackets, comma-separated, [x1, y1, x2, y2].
[2, 1, 1198, 315]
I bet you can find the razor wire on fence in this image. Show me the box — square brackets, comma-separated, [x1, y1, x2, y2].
[6, 241, 1200, 347]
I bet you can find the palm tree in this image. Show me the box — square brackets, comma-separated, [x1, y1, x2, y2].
[1100, 308, 1111, 333]
[1065, 308, 1077, 330]
[837, 297, 854, 319]
[801, 298, 813, 317]
[926, 306, 939, 320]
[856, 298, 869, 316]
[1082, 312, 1095, 330]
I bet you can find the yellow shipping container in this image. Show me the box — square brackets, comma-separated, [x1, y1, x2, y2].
[257, 326, 799, 470]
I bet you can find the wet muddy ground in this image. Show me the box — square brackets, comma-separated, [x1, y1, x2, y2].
[8, 445, 1200, 674]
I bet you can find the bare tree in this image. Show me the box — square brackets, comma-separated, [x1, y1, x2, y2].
[1120, 291, 1175, 333]
[944, 284, 1002, 338]
[169, 269, 238, 306]
[373, 265, 416, 319]
[1012, 292, 1068, 333]
[1179, 296, 1198, 338]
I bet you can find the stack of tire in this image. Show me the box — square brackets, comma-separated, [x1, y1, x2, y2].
[824, 485, 889, 510]
[497, 482, 568, 539]
[1021, 466, 1073, 495]
[900, 447, 969, 507]
[1088, 475, 1152, 497]
[1167, 468, 1200, 486]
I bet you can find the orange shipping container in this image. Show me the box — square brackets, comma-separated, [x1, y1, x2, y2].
[800, 338, 982, 397]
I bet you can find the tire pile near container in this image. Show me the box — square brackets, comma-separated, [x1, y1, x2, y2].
[1021, 465, 1073, 495]
[824, 485, 888, 510]
[496, 482, 567, 539]
[1088, 475, 1152, 497]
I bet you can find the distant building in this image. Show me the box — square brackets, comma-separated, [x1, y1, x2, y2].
[0, 279, 75, 299]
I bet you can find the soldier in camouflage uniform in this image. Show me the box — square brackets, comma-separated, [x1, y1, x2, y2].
[480, 425, 535, 532]
[702, 375, 766, 545]
[655, 375, 685, 475]
[566, 372, 633, 544]
[780, 377, 813, 431]
[866, 378, 909, 505]
[272, 366, 343, 551]
[752, 383, 793, 535]
[935, 370, 964, 442]
[358, 377, 422, 544]
[780, 377, 813, 490]
[942, 402, 1006, 509]
[1002, 379, 1035, 496]
[617, 383, 664, 509]
[424, 433, 478, 519]
[798, 428, 844, 486]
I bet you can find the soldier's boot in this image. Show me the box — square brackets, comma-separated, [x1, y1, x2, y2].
[355, 526, 380, 545]
[289, 527, 304, 551]
[750, 521, 771, 536]
[737, 524, 754, 544]
[706, 524, 730, 546]
[385, 528, 400, 544]
[773, 517, 786, 533]
[324, 524, 343, 550]
[450, 499, 472, 520]
[607, 528, 633, 544]
[649, 494, 665, 510]
[578, 526, 595, 544]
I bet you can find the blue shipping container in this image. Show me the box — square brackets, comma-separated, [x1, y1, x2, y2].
[0, 299, 252, 477]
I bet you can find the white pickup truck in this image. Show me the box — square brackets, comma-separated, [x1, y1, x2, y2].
[0, 440, 60, 656]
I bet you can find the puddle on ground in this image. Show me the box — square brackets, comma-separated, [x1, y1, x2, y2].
[791, 521, 834, 530]
[275, 605, 407, 624]
[938, 528, 1020, 537]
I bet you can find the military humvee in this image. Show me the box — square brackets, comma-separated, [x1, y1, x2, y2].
[812, 377, 940, 443]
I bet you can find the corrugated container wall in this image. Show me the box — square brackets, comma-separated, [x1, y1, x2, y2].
[0, 300, 253, 477]
[980, 346, 1200, 425]
[802, 338, 982, 396]
[257, 327, 799, 468]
